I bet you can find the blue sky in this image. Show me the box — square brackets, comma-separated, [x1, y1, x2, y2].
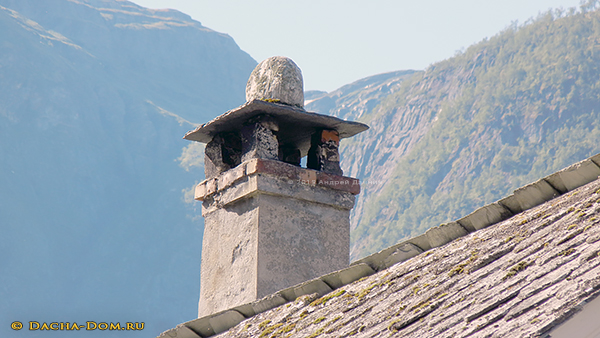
[131, 0, 583, 92]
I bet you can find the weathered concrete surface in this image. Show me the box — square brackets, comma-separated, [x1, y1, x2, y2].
[426, 221, 469, 247]
[256, 193, 350, 297]
[198, 197, 259, 317]
[499, 193, 523, 214]
[194, 158, 361, 203]
[349, 232, 432, 272]
[198, 160, 356, 317]
[320, 263, 375, 289]
[545, 158, 600, 193]
[382, 242, 423, 269]
[200, 172, 357, 216]
[186, 310, 247, 337]
[457, 202, 513, 232]
[245, 56, 304, 108]
[513, 178, 560, 210]
[233, 294, 287, 318]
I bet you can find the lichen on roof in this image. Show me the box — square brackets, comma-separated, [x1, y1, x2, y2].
[217, 179, 600, 338]
[158, 153, 600, 338]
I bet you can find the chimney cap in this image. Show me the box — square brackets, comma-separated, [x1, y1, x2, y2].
[183, 99, 368, 157]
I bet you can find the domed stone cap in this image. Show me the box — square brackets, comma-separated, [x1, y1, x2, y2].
[245, 56, 304, 108]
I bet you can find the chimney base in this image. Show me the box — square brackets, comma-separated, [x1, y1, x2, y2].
[197, 159, 357, 317]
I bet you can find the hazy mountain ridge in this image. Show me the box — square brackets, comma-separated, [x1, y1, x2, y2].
[0, 1, 255, 336]
[305, 70, 417, 121]
[0, 0, 255, 121]
[335, 3, 600, 259]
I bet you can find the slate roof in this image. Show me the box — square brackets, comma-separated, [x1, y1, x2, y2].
[158, 153, 600, 338]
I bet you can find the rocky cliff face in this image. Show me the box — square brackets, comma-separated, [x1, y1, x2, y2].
[306, 70, 423, 254]
[308, 7, 600, 260]
[305, 70, 417, 121]
[343, 66, 483, 258]
[0, 1, 255, 336]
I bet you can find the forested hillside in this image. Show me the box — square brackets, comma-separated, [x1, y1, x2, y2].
[324, 2, 600, 259]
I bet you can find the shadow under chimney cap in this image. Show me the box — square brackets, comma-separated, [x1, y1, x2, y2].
[183, 100, 369, 157]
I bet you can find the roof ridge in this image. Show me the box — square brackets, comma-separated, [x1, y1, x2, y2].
[158, 152, 600, 338]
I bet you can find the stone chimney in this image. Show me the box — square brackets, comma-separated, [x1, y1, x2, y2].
[183, 56, 368, 317]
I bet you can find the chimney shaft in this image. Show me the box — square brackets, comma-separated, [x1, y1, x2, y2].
[183, 57, 368, 317]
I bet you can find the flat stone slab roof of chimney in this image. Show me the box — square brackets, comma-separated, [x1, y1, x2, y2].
[183, 100, 369, 157]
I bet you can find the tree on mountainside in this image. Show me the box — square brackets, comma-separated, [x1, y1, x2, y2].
[350, 4, 600, 258]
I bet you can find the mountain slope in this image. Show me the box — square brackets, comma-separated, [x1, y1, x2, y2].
[338, 4, 600, 259]
[305, 70, 418, 121]
[0, 1, 255, 337]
